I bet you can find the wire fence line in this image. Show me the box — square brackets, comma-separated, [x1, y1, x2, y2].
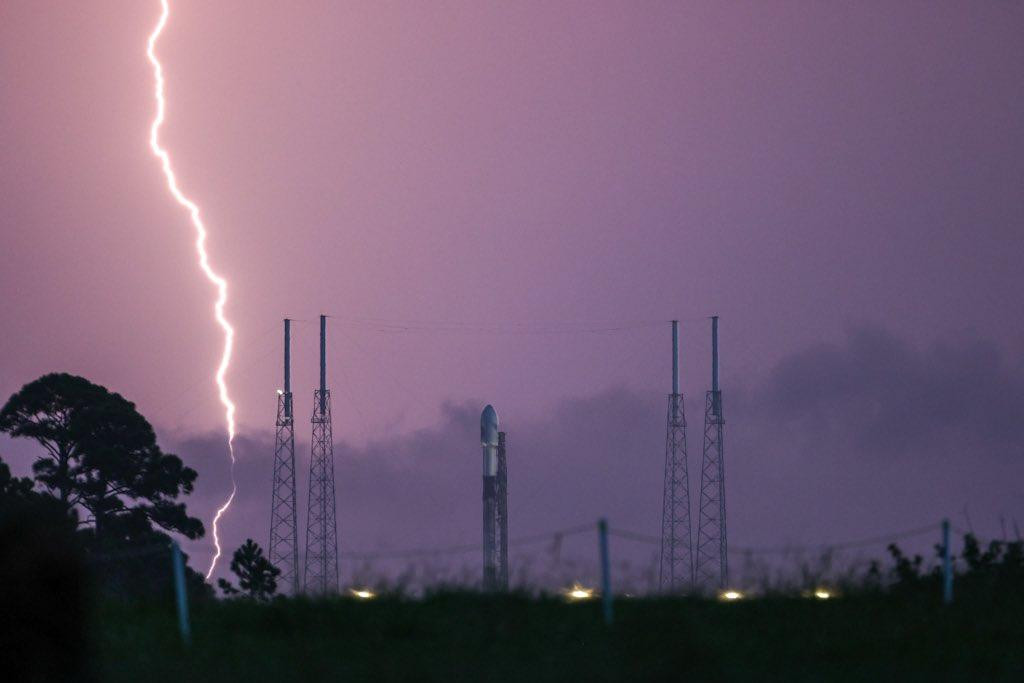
[951, 525, 1023, 546]
[340, 523, 595, 561]
[733, 523, 943, 555]
[317, 521, 949, 562]
[173, 520, 955, 562]
[82, 519, 1000, 575]
[605, 522, 943, 555]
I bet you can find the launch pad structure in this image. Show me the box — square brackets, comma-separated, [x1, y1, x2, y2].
[659, 320, 694, 592]
[696, 316, 728, 588]
[262, 313, 721, 597]
[268, 319, 300, 594]
[304, 314, 339, 593]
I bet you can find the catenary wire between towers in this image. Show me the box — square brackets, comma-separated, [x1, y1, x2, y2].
[336, 521, 946, 561]
[188, 520, 948, 560]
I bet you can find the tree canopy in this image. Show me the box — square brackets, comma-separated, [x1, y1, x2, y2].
[0, 373, 203, 540]
[0, 459, 35, 500]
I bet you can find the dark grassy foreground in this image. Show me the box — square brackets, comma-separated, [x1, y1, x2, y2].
[94, 591, 1023, 682]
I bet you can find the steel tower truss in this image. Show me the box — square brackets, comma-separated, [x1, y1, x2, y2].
[660, 392, 693, 592]
[304, 388, 338, 593]
[696, 390, 726, 588]
[268, 390, 299, 593]
[696, 316, 727, 589]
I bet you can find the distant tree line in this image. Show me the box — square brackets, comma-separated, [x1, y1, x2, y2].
[872, 534, 1024, 599]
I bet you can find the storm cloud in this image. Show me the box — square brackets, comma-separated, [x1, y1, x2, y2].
[752, 327, 1024, 460]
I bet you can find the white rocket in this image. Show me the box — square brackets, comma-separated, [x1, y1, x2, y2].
[481, 404, 499, 475]
[480, 404, 507, 590]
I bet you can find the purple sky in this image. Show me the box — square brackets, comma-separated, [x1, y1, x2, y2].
[1, 1, 1023, 585]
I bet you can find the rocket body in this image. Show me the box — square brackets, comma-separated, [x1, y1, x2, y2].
[482, 475, 498, 589]
[481, 404, 499, 476]
[481, 405, 500, 589]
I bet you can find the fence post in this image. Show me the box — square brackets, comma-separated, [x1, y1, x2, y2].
[598, 519, 613, 626]
[171, 542, 192, 646]
[942, 519, 953, 605]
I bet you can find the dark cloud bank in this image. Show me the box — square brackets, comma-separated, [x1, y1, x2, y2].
[5, 327, 1023, 588]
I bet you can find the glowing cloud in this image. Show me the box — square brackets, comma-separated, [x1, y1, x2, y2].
[146, 0, 237, 580]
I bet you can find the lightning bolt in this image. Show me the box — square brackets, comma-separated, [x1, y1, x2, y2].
[146, 0, 237, 580]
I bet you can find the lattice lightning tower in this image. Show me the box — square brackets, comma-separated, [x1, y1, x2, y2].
[660, 320, 693, 592]
[696, 316, 728, 588]
[268, 319, 299, 593]
[304, 315, 339, 593]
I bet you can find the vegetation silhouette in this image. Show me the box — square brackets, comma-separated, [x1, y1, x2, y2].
[0, 460, 91, 681]
[0, 373, 203, 539]
[0, 372, 210, 600]
[872, 533, 1024, 600]
[217, 539, 281, 601]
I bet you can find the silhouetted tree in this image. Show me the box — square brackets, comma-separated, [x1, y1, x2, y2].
[217, 539, 280, 600]
[0, 373, 203, 541]
[0, 456, 90, 681]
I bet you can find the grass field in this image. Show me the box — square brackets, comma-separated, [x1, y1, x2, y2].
[93, 590, 1024, 682]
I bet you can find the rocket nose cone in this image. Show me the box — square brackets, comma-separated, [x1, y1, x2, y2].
[481, 404, 499, 445]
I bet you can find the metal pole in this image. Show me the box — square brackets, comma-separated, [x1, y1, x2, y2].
[284, 321, 292, 395]
[171, 542, 191, 646]
[942, 519, 953, 604]
[711, 316, 719, 394]
[671, 320, 679, 396]
[599, 518, 613, 626]
[284, 318, 291, 416]
[711, 316, 720, 416]
[319, 314, 326, 415]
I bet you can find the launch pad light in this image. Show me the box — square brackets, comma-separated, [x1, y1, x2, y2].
[718, 590, 744, 601]
[564, 584, 595, 601]
[349, 588, 377, 600]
